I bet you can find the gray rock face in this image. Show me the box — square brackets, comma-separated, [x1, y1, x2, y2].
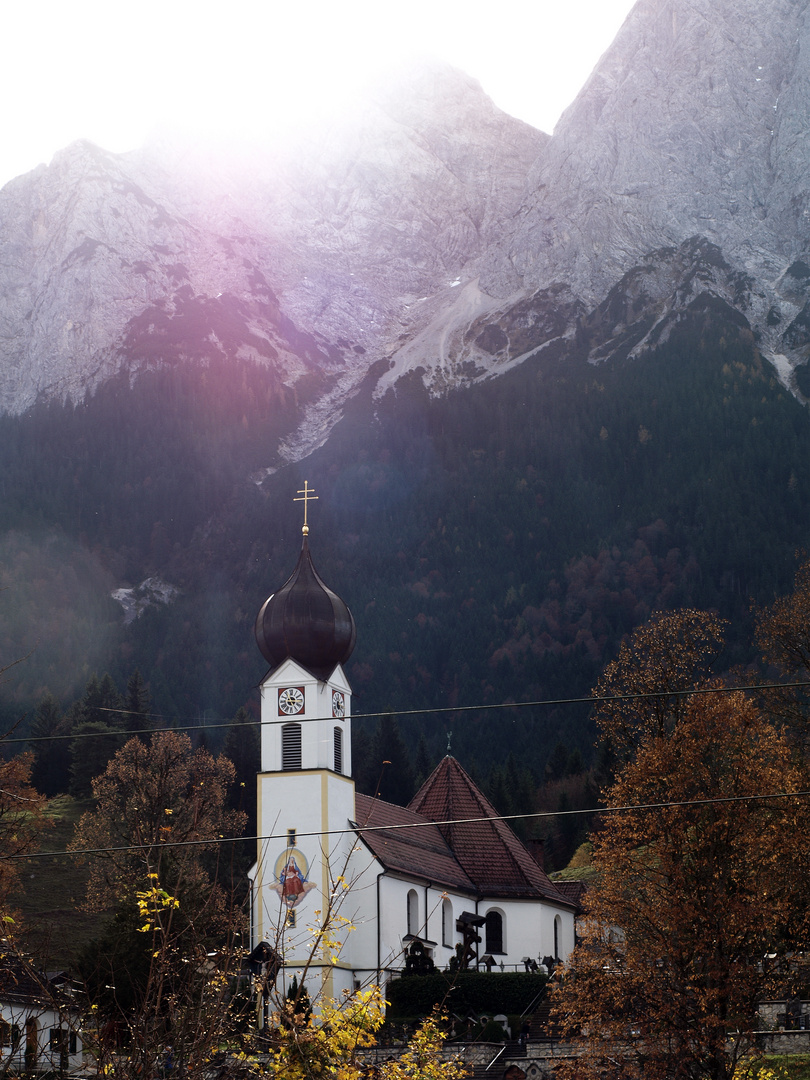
[0, 61, 544, 416]
[479, 0, 810, 352]
[0, 141, 338, 414]
[5, 4, 810, 433]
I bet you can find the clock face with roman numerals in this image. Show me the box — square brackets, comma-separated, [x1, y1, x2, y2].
[332, 690, 345, 718]
[278, 687, 305, 715]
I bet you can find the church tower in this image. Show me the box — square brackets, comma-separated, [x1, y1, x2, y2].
[249, 483, 358, 1001]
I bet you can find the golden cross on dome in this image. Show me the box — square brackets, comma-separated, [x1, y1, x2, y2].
[294, 481, 318, 535]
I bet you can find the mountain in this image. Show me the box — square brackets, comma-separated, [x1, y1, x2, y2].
[0, 63, 543, 432]
[401, 0, 810, 395]
[5, 3, 810, 423]
[3, 4, 810, 794]
[483, 0, 809, 303]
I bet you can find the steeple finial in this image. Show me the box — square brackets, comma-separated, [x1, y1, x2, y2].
[294, 481, 318, 536]
[446, 730, 452, 754]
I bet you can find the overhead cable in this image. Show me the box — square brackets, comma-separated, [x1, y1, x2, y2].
[14, 788, 810, 862]
[8, 679, 810, 746]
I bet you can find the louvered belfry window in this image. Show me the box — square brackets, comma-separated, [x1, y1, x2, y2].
[281, 724, 302, 770]
[334, 727, 343, 774]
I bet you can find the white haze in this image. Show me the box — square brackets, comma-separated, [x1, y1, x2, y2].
[1, 0, 636, 189]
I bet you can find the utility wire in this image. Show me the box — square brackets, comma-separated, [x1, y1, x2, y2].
[14, 788, 810, 863]
[8, 680, 810, 746]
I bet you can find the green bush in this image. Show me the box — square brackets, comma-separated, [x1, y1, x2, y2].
[479, 1019, 507, 1043]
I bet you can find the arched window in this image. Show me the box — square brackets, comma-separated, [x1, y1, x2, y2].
[407, 889, 419, 937]
[442, 898, 453, 947]
[281, 724, 302, 770]
[554, 914, 562, 959]
[485, 909, 504, 954]
[334, 727, 343, 774]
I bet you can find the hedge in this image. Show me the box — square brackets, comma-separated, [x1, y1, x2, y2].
[385, 972, 547, 1018]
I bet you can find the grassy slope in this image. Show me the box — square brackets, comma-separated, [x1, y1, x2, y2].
[762, 1057, 810, 1079]
[14, 795, 108, 970]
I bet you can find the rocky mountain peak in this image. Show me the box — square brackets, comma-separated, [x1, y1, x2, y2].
[0, 59, 544, 419]
[481, 0, 810, 307]
[5, 9, 810, 432]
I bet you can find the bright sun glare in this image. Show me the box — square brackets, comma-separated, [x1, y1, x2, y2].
[2, 0, 635, 189]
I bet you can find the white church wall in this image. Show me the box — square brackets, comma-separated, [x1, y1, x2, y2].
[479, 897, 575, 969]
[335, 841, 382, 978]
[376, 877, 468, 973]
[355, 871, 576, 979]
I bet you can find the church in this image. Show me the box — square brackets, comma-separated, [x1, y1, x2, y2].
[248, 487, 576, 1002]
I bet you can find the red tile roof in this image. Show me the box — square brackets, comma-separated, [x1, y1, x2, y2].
[354, 792, 475, 892]
[552, 880, 588, 912]
[408, 757, 573, 904]
[353, 757, 575, 908]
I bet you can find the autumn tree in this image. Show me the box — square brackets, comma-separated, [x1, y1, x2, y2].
[71, 729, 245, 908]
[756, 554, 810, 731]
[70, 731, 248, 1079]
[553, 687, 808, 1080]
[591, 607, 727, 772]
[258, 989, 468, 1080]
[0, 753, 47, 918]
[0, 658, 48, 917]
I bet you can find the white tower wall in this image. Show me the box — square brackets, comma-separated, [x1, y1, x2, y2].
[252, 657, 357, 1003]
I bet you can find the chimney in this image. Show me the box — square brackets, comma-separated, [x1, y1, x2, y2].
[525, 838, 545, 870]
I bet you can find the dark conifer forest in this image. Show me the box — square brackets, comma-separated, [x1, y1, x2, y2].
[2, 304, 810, 812]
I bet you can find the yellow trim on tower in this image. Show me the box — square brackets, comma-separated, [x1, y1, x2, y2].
[321, 771, 330, 897]
[256, 775, 264, 943]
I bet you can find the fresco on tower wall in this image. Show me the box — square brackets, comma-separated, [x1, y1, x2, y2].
[272, 848, 316, 908]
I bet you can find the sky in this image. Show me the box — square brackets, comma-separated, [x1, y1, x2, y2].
[1, 0, 637, 190]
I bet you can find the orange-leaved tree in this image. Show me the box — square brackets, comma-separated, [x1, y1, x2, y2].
[591, 607, 727, 767]
[0, 752, 47, 920]
[756, 553, 810, 732]
[0, 656, 47, 925]
[554, 657, 808, 1080]
[71, 729, 245, 909]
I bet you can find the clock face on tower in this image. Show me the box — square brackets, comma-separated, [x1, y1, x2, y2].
[278, 687, 305, 715]
[332, 690, 345, 718]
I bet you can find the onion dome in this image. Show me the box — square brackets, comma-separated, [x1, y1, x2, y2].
[255, 534, 356, 679]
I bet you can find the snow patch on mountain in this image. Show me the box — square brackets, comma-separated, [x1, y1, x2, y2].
[112, 577, 180, 624]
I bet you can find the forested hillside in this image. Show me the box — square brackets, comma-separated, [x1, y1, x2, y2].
[2, 304, 810, 792]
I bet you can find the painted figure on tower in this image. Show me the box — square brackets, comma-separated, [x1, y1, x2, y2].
[272, 849, 315, 908]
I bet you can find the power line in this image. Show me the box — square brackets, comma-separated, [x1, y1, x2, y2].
[13, 788, 810, 863]
[8, 680, 810, 746]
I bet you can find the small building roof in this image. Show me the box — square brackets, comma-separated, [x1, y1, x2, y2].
[551, 879, 588, 913]
[0, 954, 80, 1011]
